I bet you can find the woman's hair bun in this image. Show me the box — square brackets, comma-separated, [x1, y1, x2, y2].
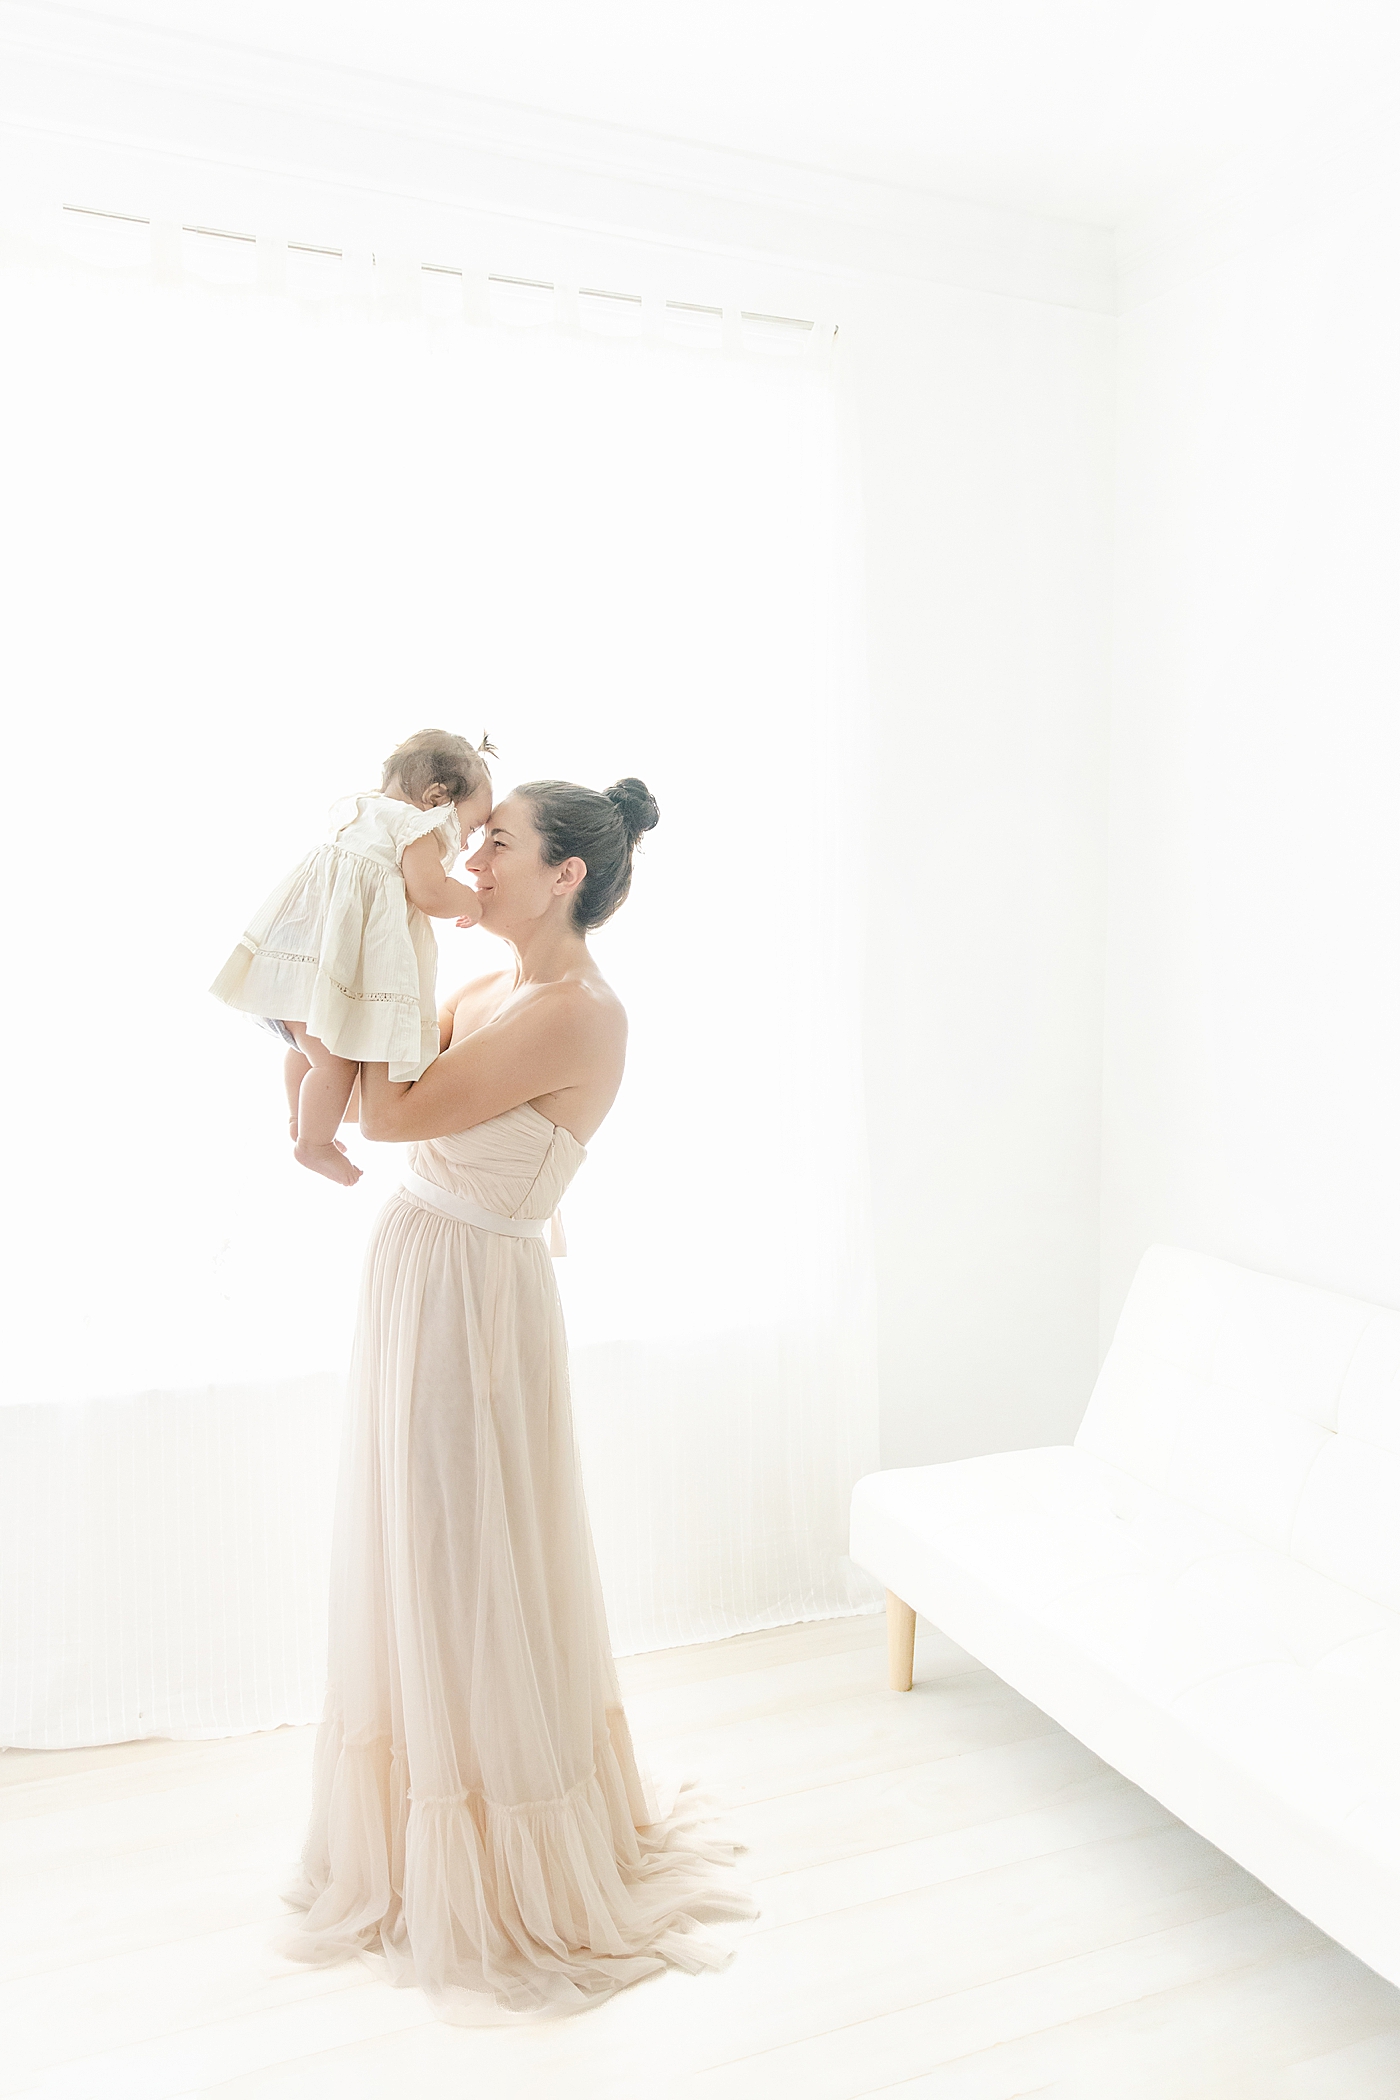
[605, 777, 660, 846]
[520, 776, 657, 929]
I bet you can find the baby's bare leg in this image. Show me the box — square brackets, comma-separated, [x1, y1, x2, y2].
[283, 1045, 311, 1140]
[289, 1027, 362, 1187]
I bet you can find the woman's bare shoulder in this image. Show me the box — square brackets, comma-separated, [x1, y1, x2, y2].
[444, 967, 515, 1037]
[450, 965, 515, 1003]
[570, 964, 626, 1032]
[515, 969, 626, 1043]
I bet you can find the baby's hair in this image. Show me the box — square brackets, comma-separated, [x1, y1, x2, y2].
[382, 728, 496, 807]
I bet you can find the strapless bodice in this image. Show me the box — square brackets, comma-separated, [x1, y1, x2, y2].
[408, 1102, 587, 1222]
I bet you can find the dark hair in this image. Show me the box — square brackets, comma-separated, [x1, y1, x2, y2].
[382, 727, 496, 806]
[517, 776, 660, 931]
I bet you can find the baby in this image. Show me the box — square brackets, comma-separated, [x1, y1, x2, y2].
[211, 728, 493, 1185]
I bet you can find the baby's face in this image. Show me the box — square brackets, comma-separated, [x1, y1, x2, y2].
[456, 784, 492, 847]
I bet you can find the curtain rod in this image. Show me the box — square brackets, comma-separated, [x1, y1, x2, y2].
[59, 205, 820, 336]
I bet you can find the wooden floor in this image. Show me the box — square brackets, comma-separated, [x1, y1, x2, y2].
[7, 1615, 1400, 2100]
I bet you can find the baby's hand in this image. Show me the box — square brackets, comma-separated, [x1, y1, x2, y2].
[455, 913, 478, 930]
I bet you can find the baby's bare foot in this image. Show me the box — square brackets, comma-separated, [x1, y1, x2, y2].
[295, 1139, 362, 1186]
[288, 1114, 299, 1141]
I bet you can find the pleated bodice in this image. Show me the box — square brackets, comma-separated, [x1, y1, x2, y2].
[408, 1102, 586, 1221]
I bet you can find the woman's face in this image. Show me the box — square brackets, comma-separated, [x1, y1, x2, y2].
[464, 792, 582, 934]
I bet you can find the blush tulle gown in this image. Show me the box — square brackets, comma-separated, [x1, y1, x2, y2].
[274, 1102, 756, 2022]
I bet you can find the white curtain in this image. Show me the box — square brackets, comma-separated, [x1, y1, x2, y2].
[0, 216, 880, 1747]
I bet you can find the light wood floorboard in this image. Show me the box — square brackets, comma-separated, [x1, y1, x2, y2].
[5, 1617, 1400, 2099]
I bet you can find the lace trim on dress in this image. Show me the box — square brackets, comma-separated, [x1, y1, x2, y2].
[321, 976, 421, 1008]
[245, 948, 420, 1009]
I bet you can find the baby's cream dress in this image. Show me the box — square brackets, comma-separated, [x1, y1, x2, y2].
[210, 793, 462, 1081]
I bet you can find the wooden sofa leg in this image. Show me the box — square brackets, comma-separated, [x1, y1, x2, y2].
[886, 1590, 916, 1692]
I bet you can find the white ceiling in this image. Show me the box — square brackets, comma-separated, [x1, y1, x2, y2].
[29, 0, 1400, 228]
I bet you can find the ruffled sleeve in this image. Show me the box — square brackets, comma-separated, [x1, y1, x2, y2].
[387, 800, 462, 869]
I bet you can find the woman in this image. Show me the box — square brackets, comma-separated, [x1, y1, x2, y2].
[273, 776, 755, 2024]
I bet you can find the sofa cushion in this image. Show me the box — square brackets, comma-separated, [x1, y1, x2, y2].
[1292, 1313, 1400, 1610]
[1076, 1246, 1400, 1606]
[857, 1447, 1400, 1864]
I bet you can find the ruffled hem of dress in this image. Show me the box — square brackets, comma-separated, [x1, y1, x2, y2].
[209, 942, 436, 1079]
[269, 1709, 758, 2023]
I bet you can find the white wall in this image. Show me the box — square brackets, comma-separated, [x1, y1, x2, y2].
[0, 20, 1120, 1477]
[852, 284, 1115, 1464]
[1102, 140, 1400, 1344]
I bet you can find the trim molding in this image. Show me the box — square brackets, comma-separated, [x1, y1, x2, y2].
[0, 0, 1116, 314]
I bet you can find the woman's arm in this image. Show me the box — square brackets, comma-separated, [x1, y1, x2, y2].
[360, 981, 598, 1142]
[436, 989, 461, 1055]
[401, 834, 482, 923]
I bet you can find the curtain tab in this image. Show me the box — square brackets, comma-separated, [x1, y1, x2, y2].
[460, 270, 491, 327]
[374, 253, 423, 319]
[809, 319, 840, 369]
[255, 235, 288, 297]
[149, 221, 182, 285]
[340, 250, 374, 306]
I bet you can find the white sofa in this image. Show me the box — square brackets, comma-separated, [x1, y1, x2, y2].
[850, 1244, 1400, 1988]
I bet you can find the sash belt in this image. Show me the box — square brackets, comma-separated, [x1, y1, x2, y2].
[401, 1168, 565, 1253]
